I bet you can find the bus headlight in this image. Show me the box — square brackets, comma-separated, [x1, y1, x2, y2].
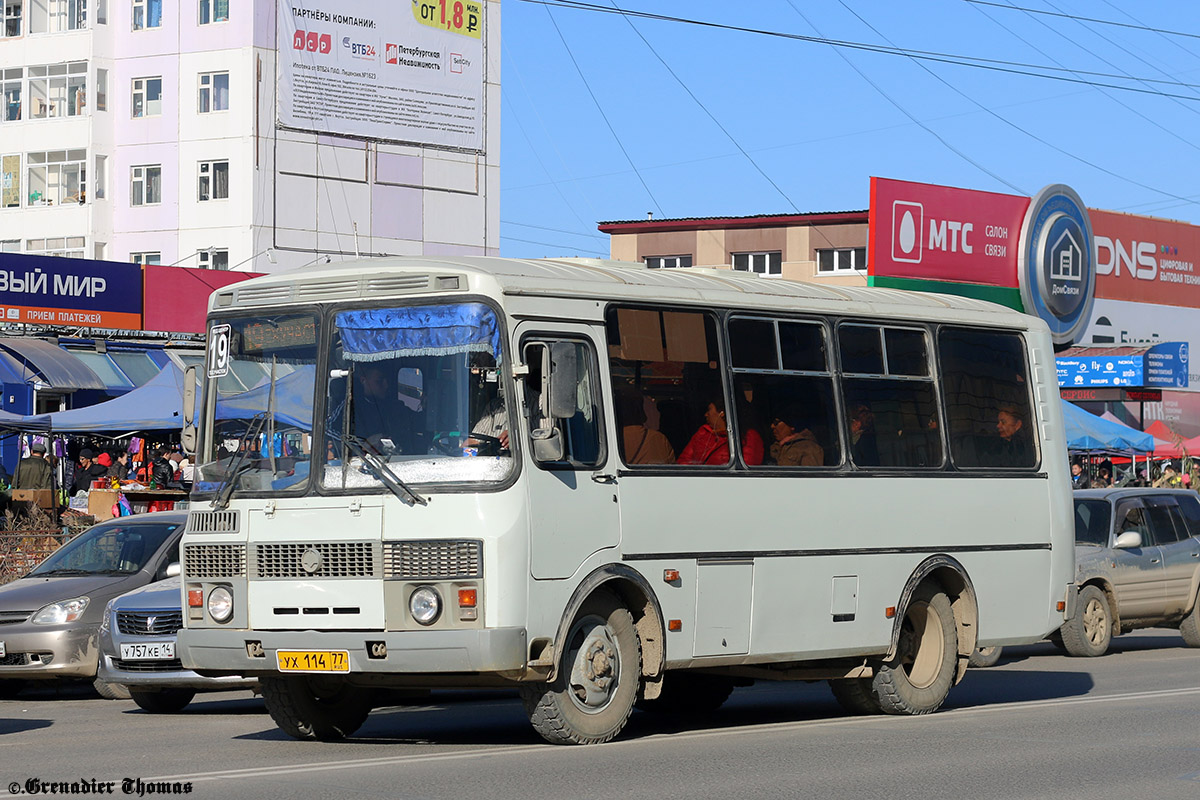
[208, 586, 234, 623]
[409, 587, 441, 625]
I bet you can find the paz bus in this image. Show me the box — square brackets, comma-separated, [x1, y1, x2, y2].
[177, 256, 1075, 745]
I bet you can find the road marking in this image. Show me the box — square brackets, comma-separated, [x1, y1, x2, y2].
[132, 685, 1200, 786]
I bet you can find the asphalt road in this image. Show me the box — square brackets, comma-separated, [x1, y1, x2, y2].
[2, 630, 1199, 800]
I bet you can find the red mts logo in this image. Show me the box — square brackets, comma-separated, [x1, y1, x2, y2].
[292, 30, 332, 54]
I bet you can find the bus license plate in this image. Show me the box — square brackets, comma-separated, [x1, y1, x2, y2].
[276, 650, 350, 673]
[120, 642, 175, 660]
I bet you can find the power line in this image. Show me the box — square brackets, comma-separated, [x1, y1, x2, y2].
[541, 2, 665, 216]
[501, 220, 608, 241]
[500, 234, 607, 255]
[515, 0, 1200, 102]
[961, 0, 1200, 42]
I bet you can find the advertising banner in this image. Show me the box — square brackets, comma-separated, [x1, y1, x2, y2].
[1055, 342, 1187, 389]
[868, 177, 1030, 286]
[143, 266, 262, 334]
[1091, 208, 1200, 309]
[277, 0, 485, 151]
[1080, 298, 1200, 388]
[0, 254, 142, 329]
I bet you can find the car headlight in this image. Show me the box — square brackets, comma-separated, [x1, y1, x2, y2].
[409, 586, 441, 625]
[99, 599, 116, 634]
[208, 586, 234, 623]
[32, 596, 90, 625]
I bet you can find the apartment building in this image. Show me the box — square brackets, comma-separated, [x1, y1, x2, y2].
[0, 0, 500, 272]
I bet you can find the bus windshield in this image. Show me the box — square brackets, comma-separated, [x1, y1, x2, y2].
[194, 313, 319, 499]
[322, 302, 513, 490]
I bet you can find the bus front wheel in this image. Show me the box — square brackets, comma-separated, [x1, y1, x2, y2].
[261, 676, 373, 741]
[872, 583, 958, 715]
[521, 590, 641, 745]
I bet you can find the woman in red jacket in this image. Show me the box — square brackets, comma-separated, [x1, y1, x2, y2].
[678, 396, 764, 466]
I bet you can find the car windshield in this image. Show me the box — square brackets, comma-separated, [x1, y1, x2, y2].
[29, 522, 180, 576]
[323, 302, 514, 490]
[1074, 499, 1112, 546]
[193, 313, 319, 499]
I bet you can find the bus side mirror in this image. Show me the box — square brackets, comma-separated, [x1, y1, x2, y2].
[181, 365, 198, 457]
[546, 343, 578, 420]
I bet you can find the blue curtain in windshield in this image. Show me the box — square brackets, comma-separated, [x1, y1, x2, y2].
[336, 304, 502, 363]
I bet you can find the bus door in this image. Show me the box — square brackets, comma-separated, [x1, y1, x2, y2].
[518, 326, 620, 580]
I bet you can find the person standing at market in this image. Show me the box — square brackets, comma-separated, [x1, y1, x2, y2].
[14, 442, 53, 490]
[150, 448, 179, 489]
[71, 448, 107, 495]
[107, 451, 133, 482]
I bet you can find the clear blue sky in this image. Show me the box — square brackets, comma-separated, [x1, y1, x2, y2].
[499, 0, 1200, 259]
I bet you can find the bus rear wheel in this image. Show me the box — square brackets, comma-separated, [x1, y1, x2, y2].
[261, 676, 373, 741]
[521, 591, 641, 745]
[872, 583, 957, 715]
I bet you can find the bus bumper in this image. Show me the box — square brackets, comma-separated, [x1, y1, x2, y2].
[178, 627, 528, 676]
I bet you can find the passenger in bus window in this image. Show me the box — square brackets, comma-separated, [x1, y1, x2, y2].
[768, 411, 823, 467]
[678, 396, 764, 466]
[616, 388, 675, 465]
[990, 404, 1031, 466]
[354, 363, 423, 455]
[848, 403, 879, 466]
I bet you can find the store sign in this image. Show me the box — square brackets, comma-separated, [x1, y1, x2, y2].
[868, 177, 1029, 286]
[1060, 388, 1162, 402]
[277, 0, 485, 151]
[0, 254, 142, 329]
[1056, 342, 1187, 388]
[1091, 208, 1200, 309]
[1017, 185, 1096, 345]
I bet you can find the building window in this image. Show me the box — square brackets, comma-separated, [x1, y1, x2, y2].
[816, 247, 867, 273]
[132, 77, 162, 118]
[199, 0, 228, 25]
[96, 0, 107, 25]
[646, 255, 692, 269]
[26, 236, 86, 257]
[733, 251, 782, 276]
[132, 0, 161, 30]
[94, 154, 106, 199]
[28, 62, 88, 119]
[27, 149, 87, 206]
[2, 1, 22, 37]
[198, 248, 229, 270]
[130, 251, 161, 265]
[29, 0, 87, 33]
[130, 164, 161, 206]
[197, 160, 229, 201]
[96, 68, 107, 110]
[198, 71, 229, 113]
[1, 239, 19, 252]
[1, 154, 19, 208]
[2, 69, 20, 122]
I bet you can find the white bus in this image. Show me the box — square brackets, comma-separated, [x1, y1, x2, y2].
[177, 257, 1075, 745]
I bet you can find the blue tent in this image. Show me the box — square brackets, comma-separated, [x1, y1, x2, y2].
[24, 362, 199, 433]
[215, 366, 314, 429]
[1061, 400, 1154, 452]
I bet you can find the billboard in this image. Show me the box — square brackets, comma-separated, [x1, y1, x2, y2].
[1055, 343, 1187, 389]
[868, 177, 1029, 286]
[1091, 208, 1200, 309]
[143, 266, 262, 334]
[0, 254, 142, 329]
[277, 0, 485, 151]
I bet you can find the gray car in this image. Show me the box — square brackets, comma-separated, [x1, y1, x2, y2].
[1064, 488, 1200, 656]
[98, 576, 257, 712]
[0, 512, 187, 699]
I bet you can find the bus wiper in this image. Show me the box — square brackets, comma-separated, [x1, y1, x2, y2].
[340, 433, 428, 507]
[212, 412, 269, 510]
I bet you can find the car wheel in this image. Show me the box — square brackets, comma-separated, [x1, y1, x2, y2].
[1180, 589, 1200, 647]
[520, 590, 641, 745]
[828, 677, 883, 715]
[261, 676, 373, 741]
[968, 645, 1003, 668]
[1060, 585, 1113, 657]
[93, 677, 131, 700]
[635, 673, 736, 715]
[130, 688, 196, 713]
[871, 582, 958, 715]
[0, 679, 27, 699]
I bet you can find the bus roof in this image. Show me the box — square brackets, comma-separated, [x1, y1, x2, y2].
[213, 256, 1040, 328]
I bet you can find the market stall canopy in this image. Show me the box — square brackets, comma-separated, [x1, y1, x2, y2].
[0, 337, 106, 391]
[1061, 400, 1155, 452]
[214, 366, 314, 429]
[1145, 419, 1179, 442]
[19, 361, 197, 433]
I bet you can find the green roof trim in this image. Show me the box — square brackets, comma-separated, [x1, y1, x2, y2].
[867, 275, 1025, 310]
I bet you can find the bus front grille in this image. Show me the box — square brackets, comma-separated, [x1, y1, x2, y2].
[383, 540, 482, 581]
[184, 544, 247, 578]
[186, 510, 240, 534]
[254, 542, 377, 579]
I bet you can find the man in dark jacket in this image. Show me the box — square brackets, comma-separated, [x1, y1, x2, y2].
[15, 441, 54, 490]
[71, 448, 108, 494]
